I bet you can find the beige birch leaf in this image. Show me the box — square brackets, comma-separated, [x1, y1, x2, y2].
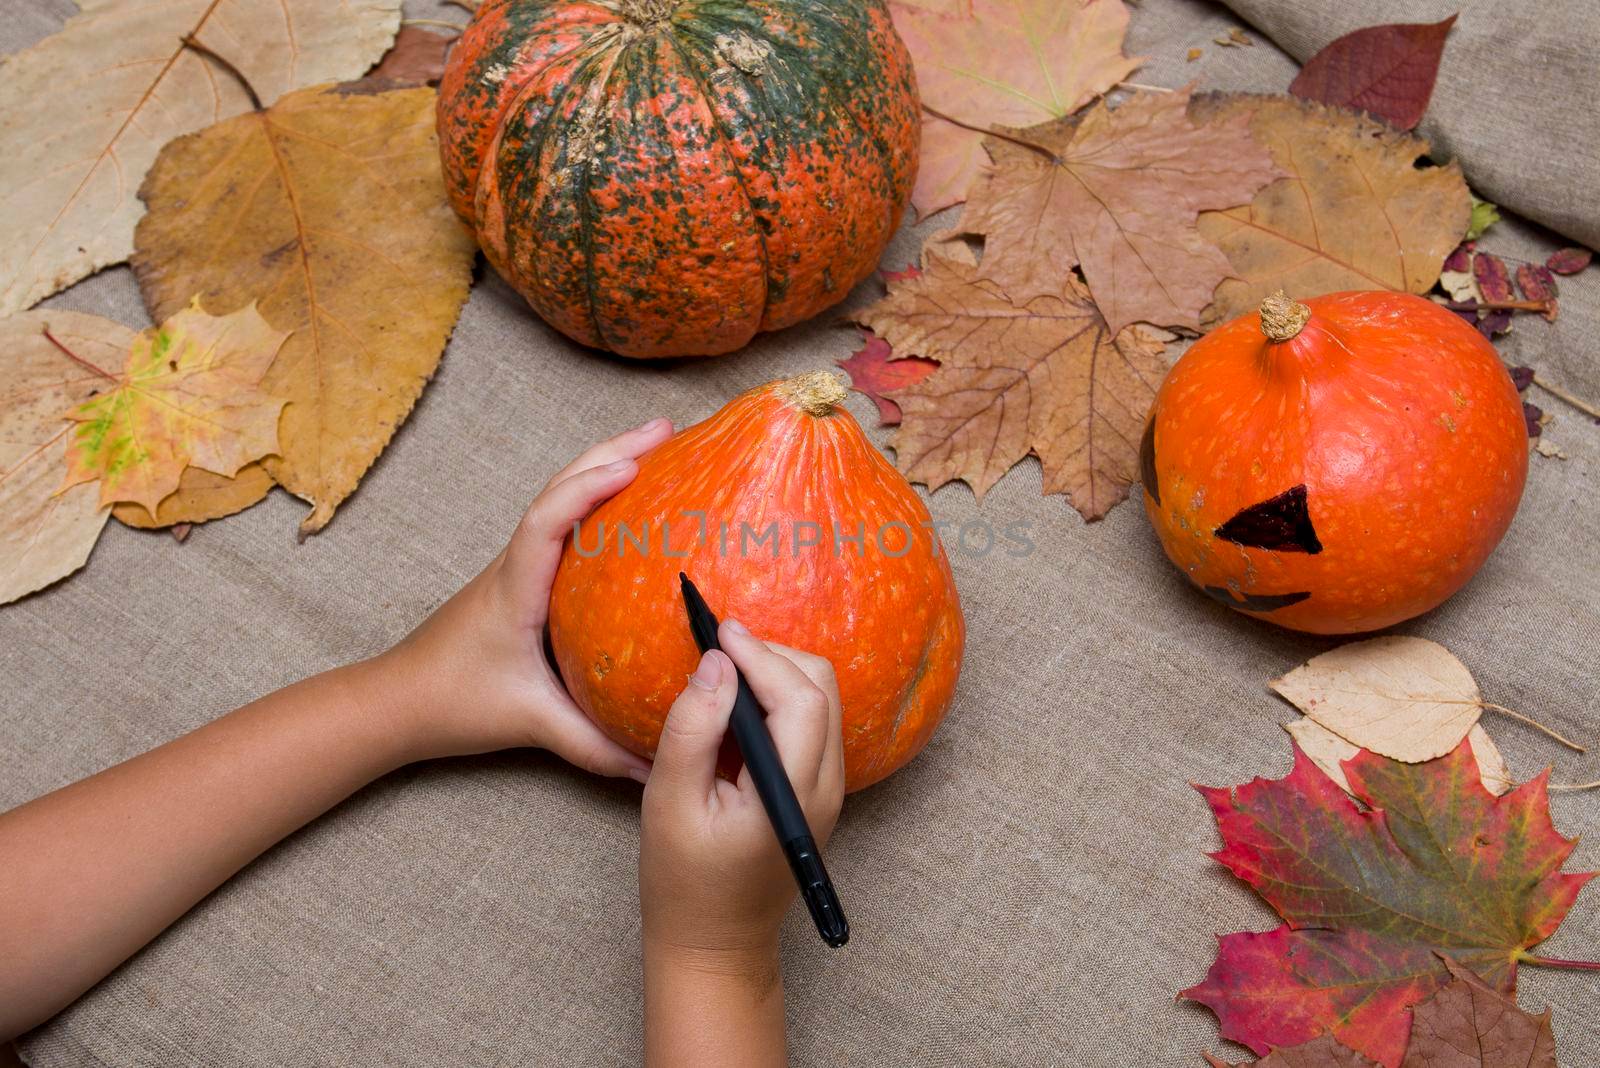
[0, 0, 402, 316]
[1286, 718, 1512, 796]
[0, 310, 132, 605]
[1273, 637, 1484, 764]
[132, 85, 476, 535]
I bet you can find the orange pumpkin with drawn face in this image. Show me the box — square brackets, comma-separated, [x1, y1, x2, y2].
[1140, 291, 1528, 635]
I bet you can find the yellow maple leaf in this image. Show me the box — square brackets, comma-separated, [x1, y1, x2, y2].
[60, 298, 290, 513]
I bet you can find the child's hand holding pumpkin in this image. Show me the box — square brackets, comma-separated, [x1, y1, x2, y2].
[373, 417, 674, 777]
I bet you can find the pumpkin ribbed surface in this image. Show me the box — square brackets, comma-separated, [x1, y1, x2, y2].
[1141, 291, 1528, 635]
[437, 0, 919, 358]
[549, 374, 964, 790]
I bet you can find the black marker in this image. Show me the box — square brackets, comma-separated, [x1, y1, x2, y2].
[678, 573, 849, 948]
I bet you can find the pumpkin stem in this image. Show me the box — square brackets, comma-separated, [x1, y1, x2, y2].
[1259, 291, 1311, 342]
[619, 0, 678, 27]
[777, 371, 848, 416]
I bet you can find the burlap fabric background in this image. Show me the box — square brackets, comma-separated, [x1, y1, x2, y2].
[4, 1, 1596, 1065]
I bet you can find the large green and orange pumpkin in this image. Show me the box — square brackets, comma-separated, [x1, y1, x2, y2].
[549, 372, 964, 791]
[1141, 291, 1528, 635]
[437, 0, 919, 358]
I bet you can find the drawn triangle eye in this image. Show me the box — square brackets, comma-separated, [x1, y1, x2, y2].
[1214, 484, 1323, 554]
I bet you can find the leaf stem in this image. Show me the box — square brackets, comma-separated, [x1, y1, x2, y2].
[42, 328, 117, 380]
[1442, 298, 1554, 313]
[181, 33, 262, 111]
[1520, 955, 1600, 971]
[1531, 374, 1600, 421]
[1479, 702, 1586, 752]
[1116, 81, 1174, 94]
[920, 103, 1058, 162]
[1549, 780, 1600, 792]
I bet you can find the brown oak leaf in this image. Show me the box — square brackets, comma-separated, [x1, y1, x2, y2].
[950, 88, 1283, 333]
[855, 249, 1171, 519]
[132, 85, 477, 535]
[1194, 95, 1471, 324]
[889, 0, 1143, 218]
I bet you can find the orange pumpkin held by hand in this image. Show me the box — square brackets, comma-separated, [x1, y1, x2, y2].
[549, 372, 964, 791]
[436, 0, 919, 358]
[1141, 291, 1528, 635]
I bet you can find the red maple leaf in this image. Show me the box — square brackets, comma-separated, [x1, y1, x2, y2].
[836, 330, 938, 426]
[1182, 739, 1594, 1067]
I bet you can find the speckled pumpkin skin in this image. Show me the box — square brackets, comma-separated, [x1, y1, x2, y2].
[549, 379, 964, 790]
[1141, 291, 1528, 635]
[437, 0, 919, 358]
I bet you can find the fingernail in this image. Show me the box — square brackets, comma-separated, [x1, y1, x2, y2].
[606, 458, 635, 474]
[723, 618, 750, 637]
[627, 765, 650, 784]
[636, 416, 669, 432]
[689, 650, 722, 689]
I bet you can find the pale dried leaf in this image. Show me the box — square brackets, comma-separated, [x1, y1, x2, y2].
[0, 0, 402, 315]
[856, 249, 1171, 519]
[0, 311, 131, 604]
[132, 85, 476, 535]
[1286, 718, 1512, 796]
[1194, 95, 1471, 324]
[890, 0, 1143, 218]
[60, 298, 289, 513]
[953, 88, 1283, 331]
[1273, 637, 1482, 764]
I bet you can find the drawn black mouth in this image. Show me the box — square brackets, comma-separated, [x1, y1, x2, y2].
[1202, 585, 1312, 613]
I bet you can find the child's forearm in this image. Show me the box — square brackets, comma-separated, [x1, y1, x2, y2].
[643, 938, 787, 1067]
[0, 655, 422, 1041]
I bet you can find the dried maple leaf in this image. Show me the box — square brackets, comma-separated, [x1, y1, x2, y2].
[1272, 637, 1486, 764]
[837, 332, 938, 426]
[0, 312, 133, 605]
[1545, 248, 1592, 275]
[0, 0, 401, 316]
[1401, 959, 1557, 1067]
[1183, 739, 1593, 1067]
[1284, 719, 1511, 797]
[1206, 1034, 1378, 1067]
[59, 298, 289, 514]
[889, 0, 1144, 218]
[1194, 95, 1471, 325]
[1288, 16, 1457, 131]
[358, 26, 456, 89]
[855, 249, 1171, 519]
[950, 88, 1283, 332]
[132, 85, 476, 535]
